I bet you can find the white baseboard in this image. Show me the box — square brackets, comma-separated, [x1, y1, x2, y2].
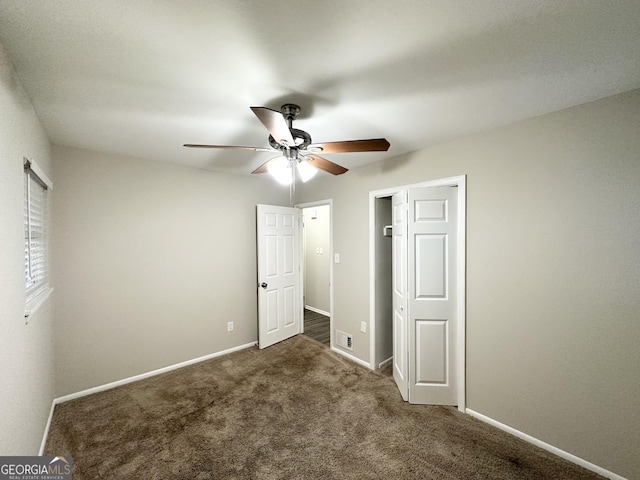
[54, 342, 256, 405]
[465, 409, 626, 480]
[304, 305, 330, 317]
[330, 346, 373, 369]
[377, 356, 393, 369]
[38, 399, 56, 455]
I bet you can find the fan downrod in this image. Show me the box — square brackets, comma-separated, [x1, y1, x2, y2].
[280, 104, 301, 125]
[268, 104, 311, 151]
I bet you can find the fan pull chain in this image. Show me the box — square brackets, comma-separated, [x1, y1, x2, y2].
[289, 163, 296, 206]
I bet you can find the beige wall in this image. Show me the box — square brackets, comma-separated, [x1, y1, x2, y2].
[0, 42, 55, 454]
[52, 145, 287, 396]
[297, 89, 640, 479]
[303, 205, 331, 313]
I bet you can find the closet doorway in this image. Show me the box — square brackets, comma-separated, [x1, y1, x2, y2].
[369, 176, 466, 410]
[298, 200, 333, 346]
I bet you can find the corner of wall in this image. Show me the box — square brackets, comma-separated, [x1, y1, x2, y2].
[0, 39, 55, 455]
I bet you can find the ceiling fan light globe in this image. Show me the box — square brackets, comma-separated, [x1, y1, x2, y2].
[267, 156, 293, 185]
[297, 161, 318, 182]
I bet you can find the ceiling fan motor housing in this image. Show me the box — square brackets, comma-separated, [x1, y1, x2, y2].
[269, 128, 312, 151]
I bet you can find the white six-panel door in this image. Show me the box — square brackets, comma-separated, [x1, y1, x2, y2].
[407, 187, 457, 404]
[257, 205, 302, 349]
[392, 191, 409, 401]
[391, 187, 459, 405]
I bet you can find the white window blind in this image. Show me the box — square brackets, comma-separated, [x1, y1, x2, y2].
[24, 158, 52, 308]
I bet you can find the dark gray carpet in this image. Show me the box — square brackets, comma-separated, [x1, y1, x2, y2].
[303, 308, 330, 345]
[45, 335, 604, 479]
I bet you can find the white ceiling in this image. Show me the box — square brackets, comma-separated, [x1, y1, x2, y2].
[1, 1, 639, 176]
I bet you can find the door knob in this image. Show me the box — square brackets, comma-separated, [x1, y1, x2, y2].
[261, 282, 268, 289]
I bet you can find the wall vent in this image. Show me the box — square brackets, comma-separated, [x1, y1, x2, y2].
[336, 330, 353, 351]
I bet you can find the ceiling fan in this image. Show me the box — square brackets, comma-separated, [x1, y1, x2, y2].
[184, 104, 390, 184]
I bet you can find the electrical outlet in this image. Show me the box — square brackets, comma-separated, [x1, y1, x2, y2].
[360, 321, 367, 333]
[227, 321, 234, 332]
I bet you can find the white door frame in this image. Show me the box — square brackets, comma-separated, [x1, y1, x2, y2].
[296, 199, 334, 347]
[368, 175, 466, 412]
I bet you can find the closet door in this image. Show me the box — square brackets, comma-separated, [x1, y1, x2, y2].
[407, 187, 458, 405]
[392, 191, 408, 401]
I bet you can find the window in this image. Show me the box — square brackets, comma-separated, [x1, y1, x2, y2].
[24, 157, 52, 316]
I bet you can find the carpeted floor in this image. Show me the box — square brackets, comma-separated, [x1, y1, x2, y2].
[45, 335, 604, 479]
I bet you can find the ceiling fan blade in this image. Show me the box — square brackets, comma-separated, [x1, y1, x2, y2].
[183, 144, 273, 152]
[251, 157, 280, 174]
[250, 106, 296, 147]
[307, 138, 390, 154]
[306, 155, 348, 175]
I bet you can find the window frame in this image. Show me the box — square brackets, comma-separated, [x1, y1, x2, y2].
[24, 157, 53, 318]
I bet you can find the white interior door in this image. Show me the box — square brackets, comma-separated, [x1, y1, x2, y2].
[407, 186, 458, 405]
[257, 204, 302, 349]
[392, 192, 408, 401]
